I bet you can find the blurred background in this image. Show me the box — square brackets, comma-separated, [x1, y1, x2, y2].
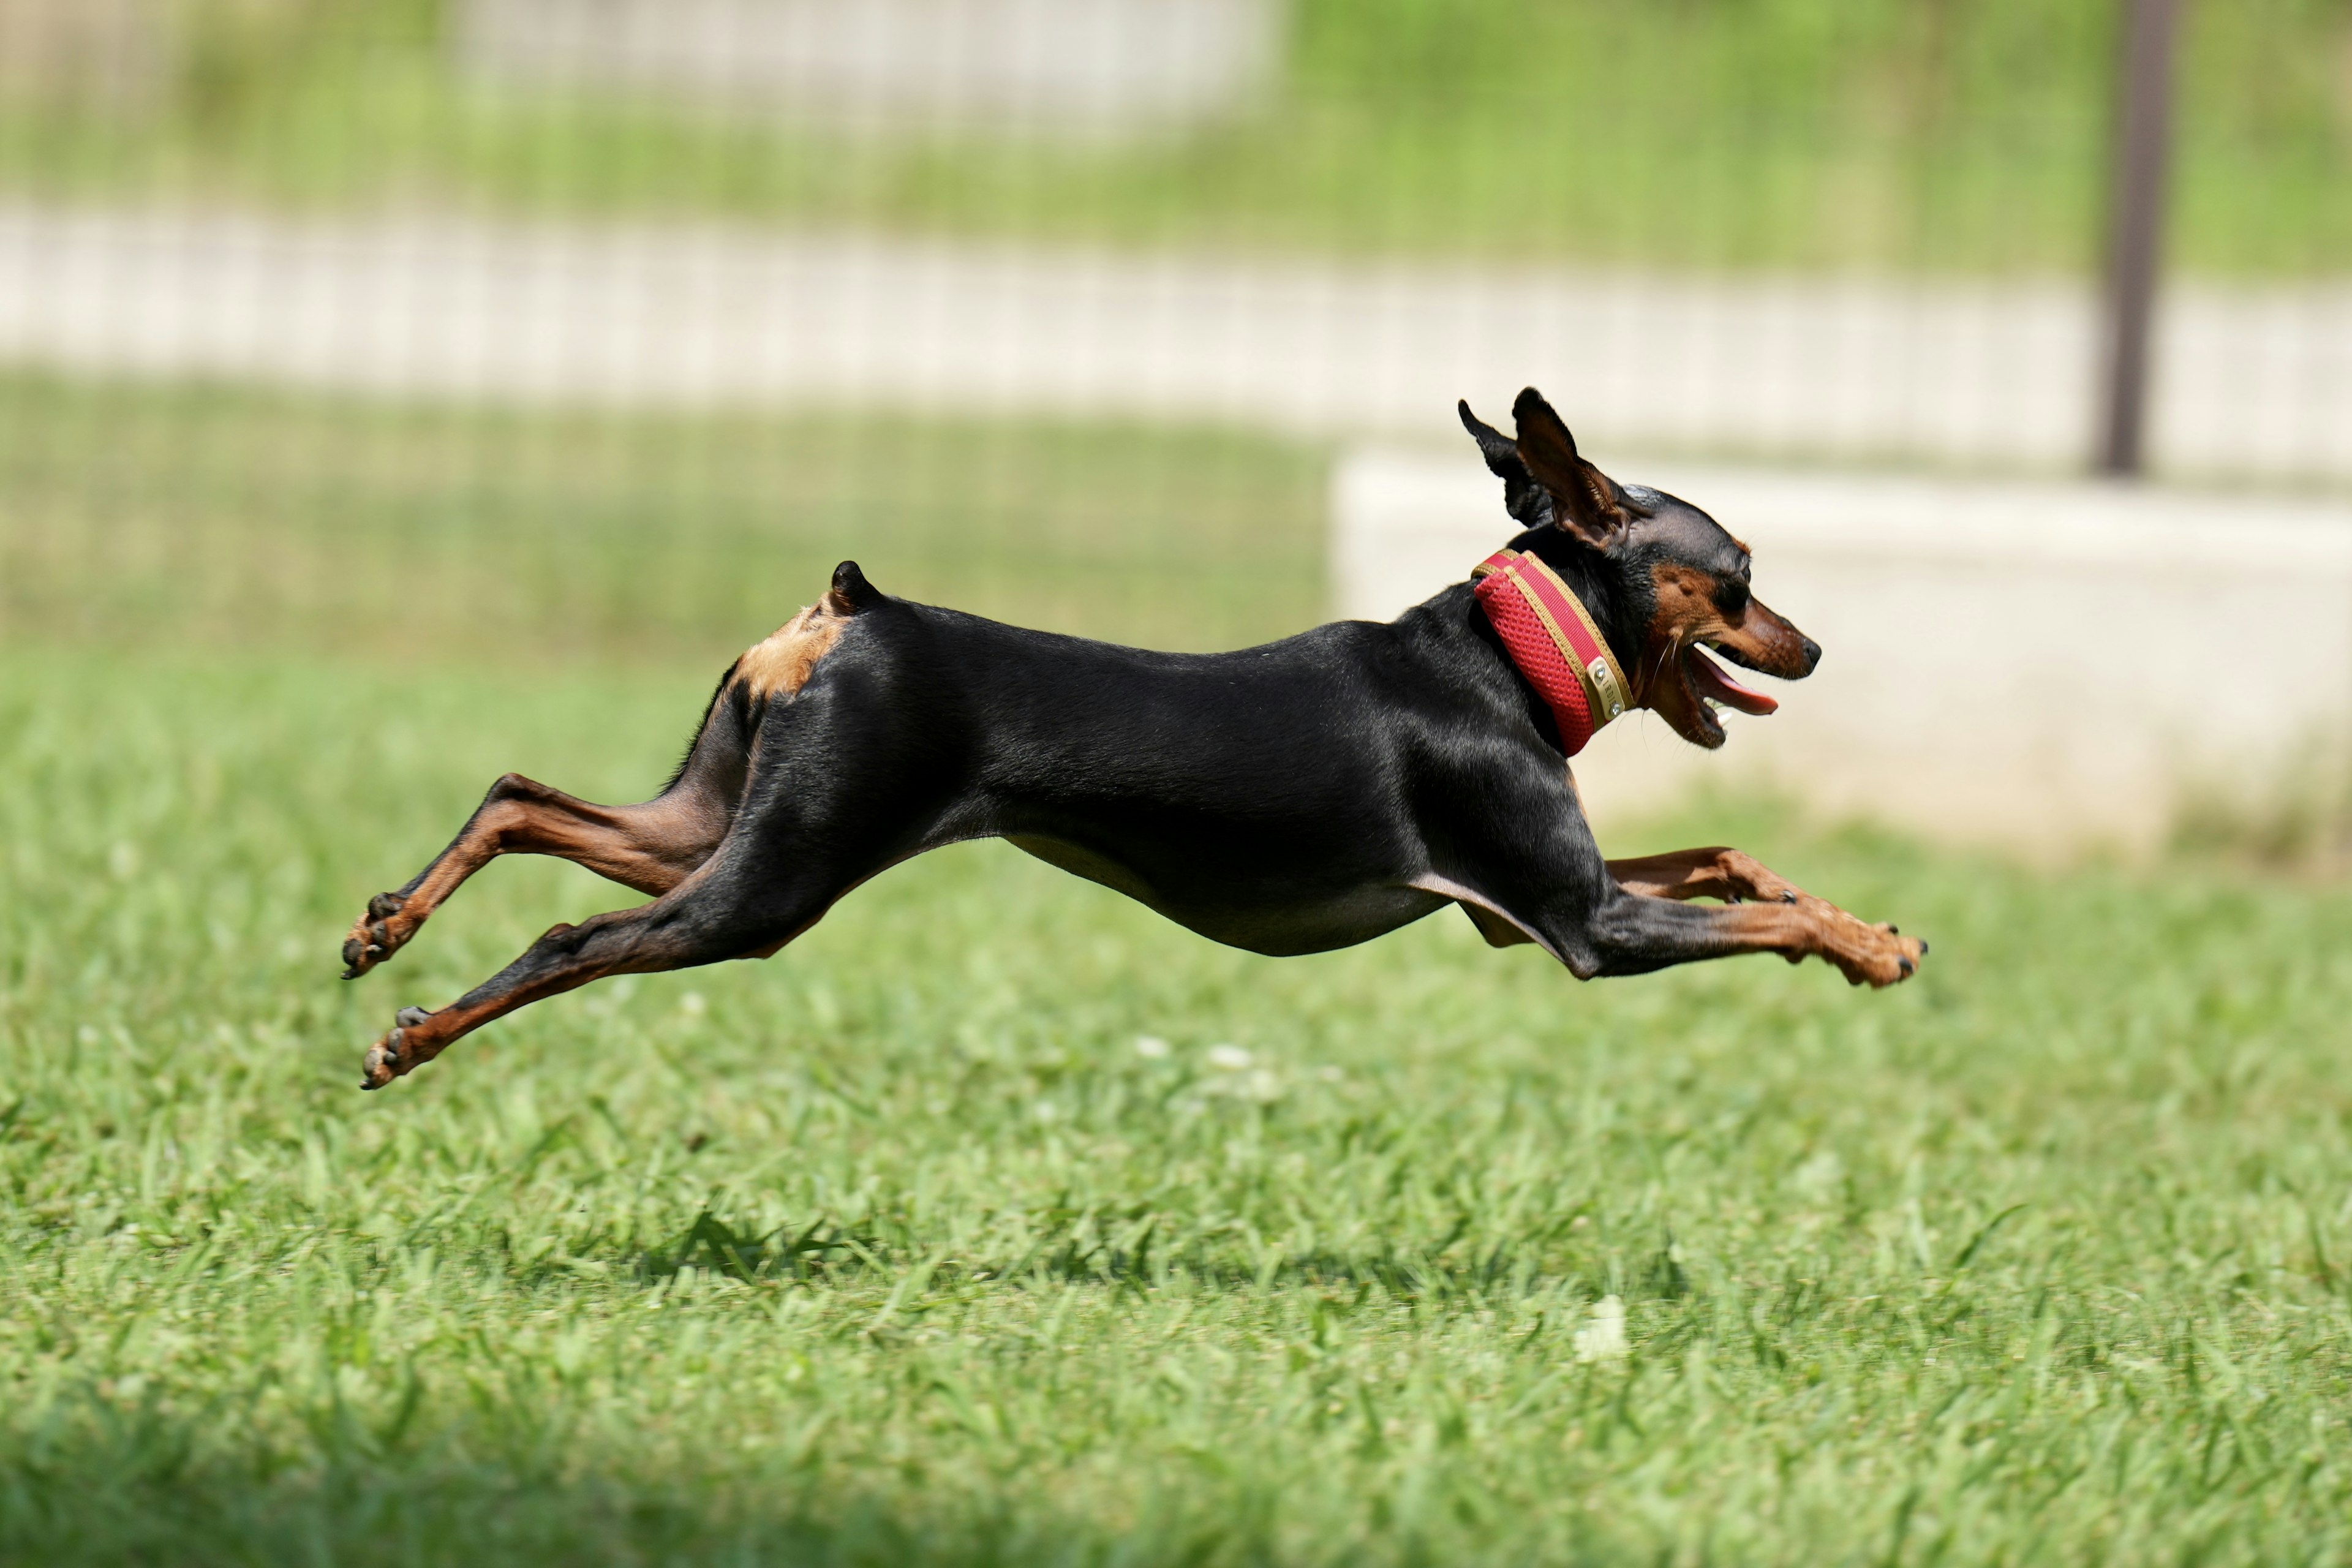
[2, 0, 2349, 850]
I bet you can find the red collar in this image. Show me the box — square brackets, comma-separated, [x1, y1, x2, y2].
[1472, 549, 1631, 756]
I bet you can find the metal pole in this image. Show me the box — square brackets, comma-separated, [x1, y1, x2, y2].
[2097, 0, 2182, 476]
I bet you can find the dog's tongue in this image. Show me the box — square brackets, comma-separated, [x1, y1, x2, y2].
[1686, 645, 1779, 716]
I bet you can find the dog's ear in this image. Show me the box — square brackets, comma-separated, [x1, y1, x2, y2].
[1458, 401, 1555, 530]
[1512, 388, 1626, 551]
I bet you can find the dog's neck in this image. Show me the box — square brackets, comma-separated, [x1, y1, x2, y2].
[1509, 529, 1648, 684]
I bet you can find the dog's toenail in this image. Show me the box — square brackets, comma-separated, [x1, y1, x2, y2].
[1898, 957, 1914, 976]
[1781, 891, 1797, 903]
[1888, 924, 1900, 935]
[1919, 941, 1930, 955]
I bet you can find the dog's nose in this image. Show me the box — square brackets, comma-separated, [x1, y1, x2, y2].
[1800, 636, 1822, 674]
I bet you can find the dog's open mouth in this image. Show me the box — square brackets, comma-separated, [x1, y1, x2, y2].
[1682, 643, 1778, 743]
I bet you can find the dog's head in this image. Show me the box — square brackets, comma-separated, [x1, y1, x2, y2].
[1460, 388, 1819, 750]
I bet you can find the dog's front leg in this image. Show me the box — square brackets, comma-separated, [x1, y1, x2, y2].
[1464, 848, 1800, 947]
[1599, 845, 1928, 985]
[1561, 886, 1924, 987]
[1605, 846, 1801, 904]
[1458, 850, 1923, 984]
[1471, 830, 1923, 985]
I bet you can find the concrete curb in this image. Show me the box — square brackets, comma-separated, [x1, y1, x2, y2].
[1334, 448, 2352, 852]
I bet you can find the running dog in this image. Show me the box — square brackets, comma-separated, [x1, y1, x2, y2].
[344, 388, 1924, 1089]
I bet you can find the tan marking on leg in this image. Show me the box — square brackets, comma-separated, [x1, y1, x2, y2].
[1608, 846, 1799, 903]
[733, 587, 852, 702]
[364, 925, 612, 1088]
[342, 779, 731, 978]
[1605, 846, 1919, 983]
[1696, 898, 1925, 986]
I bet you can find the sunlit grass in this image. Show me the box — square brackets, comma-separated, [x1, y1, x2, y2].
[0, 374, 1327, 662]
[5, 369, 2352, 1562]
[5, 642, 2352, 1565]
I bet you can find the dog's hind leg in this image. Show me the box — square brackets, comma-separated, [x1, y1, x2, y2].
[358, 848, 831, 1088]
[341, 681, 753, 979]
[356, 720, 911, 1088]
[360, 600, 951, 1088]
[344, 586, 865, 979]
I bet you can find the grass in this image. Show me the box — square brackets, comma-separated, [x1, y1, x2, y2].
[1, 0, 2348, 274]
[0, 374, 1329, 661]
[6, 374, 2352, 1562]
[8, 652, 2352, 1565]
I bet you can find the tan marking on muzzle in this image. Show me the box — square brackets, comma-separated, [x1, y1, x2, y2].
[734, 587, 852, 701]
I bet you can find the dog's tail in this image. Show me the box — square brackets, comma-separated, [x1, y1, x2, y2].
[666, 560, 882, 791]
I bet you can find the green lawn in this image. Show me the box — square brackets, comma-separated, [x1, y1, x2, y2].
[6, 375, 2352, 1562]
[0, 375, 1329, 661]
[3, 0, 2348, 274]
[7, 645, 2352, 1565]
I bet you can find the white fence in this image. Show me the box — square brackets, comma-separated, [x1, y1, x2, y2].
[3, 205, 2348, 485]
[458, 0, 1283, 137]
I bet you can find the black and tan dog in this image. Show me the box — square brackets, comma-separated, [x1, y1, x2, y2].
[344, 389, 1923, 1090]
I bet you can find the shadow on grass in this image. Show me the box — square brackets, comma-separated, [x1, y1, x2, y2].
[0, 1405, 1264, 1568]
[633, 1204, 1683, 1305]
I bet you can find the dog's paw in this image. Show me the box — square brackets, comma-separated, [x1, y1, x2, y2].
[1819, 910, 1926, 987]
[341, 891, 415, 979]
[360, 1027, 406, 1090]
[360, 1007, 433, 1090]
[1716, 850, 1803, 905]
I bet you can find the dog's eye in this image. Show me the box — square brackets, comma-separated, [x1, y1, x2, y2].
[1715, 581, 1750, 618]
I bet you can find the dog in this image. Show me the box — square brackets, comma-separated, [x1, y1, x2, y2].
[344, 388, 1924, 1089]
